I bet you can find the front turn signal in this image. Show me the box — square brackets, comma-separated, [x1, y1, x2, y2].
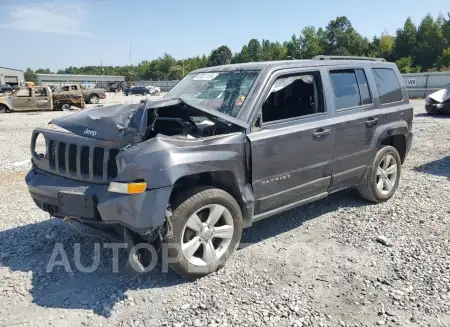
[108, 182, 147, 194]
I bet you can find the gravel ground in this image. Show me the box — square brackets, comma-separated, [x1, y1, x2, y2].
[0, 99, 449, 327]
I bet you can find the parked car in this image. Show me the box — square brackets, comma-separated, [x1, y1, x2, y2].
[0, 84, 13, 93]
[25, 56, 413, 278]
[53, 84, 105, 104]
[124, 86, 150, 96]
[0, 86, 85, 113]
[425, 83, 450, 114]
[146, 85, 161, 95]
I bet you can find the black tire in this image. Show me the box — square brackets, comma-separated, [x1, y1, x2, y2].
[164, 186, 243, 279]
[89, 94, 99, 104]
[0, 104, 8, 113]
[357, 146, 402, 203]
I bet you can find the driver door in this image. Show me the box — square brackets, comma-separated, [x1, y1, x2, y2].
[12, 87, 34, 111]
[247, 69, 335, 216]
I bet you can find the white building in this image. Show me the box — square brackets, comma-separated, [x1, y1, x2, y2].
[0, 67, 25, 86]
[36, 73, 125, 88]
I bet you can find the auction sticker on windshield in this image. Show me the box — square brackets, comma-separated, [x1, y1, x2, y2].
[193, 73, 219, 81]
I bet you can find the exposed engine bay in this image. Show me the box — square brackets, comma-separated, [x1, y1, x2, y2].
[48, 97, 248, 144]
[149, 116, 221, 139]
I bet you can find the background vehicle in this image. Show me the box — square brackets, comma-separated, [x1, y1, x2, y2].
[26, 56, 413, 278]
[124, 86, 150, 96]
[105, 82, 124, 92]
[53, 84, 105, 104]
[146, 85, 161, 95]
[0, 86, 84, 113]
[425, 83, 450, 114]
[0, 84, 13, 93]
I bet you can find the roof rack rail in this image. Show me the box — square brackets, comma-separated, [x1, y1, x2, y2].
[313, 55, 386, 62]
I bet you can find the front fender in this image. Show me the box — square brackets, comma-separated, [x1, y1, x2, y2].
[116, 133, 248, 190]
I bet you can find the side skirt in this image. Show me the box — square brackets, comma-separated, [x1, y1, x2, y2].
[251, 192, 328, 223]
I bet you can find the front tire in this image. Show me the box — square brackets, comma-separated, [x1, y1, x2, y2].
[357, 146, 402, 203]
[0, 104, 8, 113]
[164, 186, 243, 278]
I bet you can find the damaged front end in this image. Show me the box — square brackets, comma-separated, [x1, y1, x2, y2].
[26, 98, 249, 239]
[426, 84, 450, 114]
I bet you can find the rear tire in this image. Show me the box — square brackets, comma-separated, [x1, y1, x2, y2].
[0, 105, 8, 113]
[164, 186, 243, 279]
[357, 146, 401, 203]
[89, 95, 99, 104]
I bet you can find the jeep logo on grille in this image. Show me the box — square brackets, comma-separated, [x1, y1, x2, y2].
[84, 128, 97, 137]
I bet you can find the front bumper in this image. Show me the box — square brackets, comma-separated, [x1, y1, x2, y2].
[426, 103, 450, 114]
[25, 168, 172, 235]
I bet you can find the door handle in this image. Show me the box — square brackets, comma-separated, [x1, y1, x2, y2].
[365, 117, 379, 127]
[312, 128, 331, 139]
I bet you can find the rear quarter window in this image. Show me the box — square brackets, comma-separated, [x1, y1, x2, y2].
[372, 68, 403, 104]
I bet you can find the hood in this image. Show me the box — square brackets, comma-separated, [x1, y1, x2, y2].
[49, 97, 248, 143]
[428, 87, 450, 103]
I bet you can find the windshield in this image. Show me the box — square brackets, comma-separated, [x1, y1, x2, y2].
[165, 70, 259, 118]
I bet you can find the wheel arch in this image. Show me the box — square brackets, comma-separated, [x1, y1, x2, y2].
[169, 171, 251, 226]
[380, 134, 407, 164]
[0, 103, 10, 112]
[370, 121, 409, 164]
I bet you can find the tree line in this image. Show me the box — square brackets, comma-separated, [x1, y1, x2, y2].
[24, 13, 450, 83]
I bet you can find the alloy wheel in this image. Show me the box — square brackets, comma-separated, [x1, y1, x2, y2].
[181, 204, 234, 267]
[376, 154, 398, 195]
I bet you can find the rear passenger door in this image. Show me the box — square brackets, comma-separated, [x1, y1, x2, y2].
[11, 87, 34, 111]
[326, 67, 379, 191]
[34, 87, 51, 110]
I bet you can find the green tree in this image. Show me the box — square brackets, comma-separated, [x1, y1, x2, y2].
[246, 39, 263, 62]
[393, 18, 417, 62]
[232, 45, 249, 63]
[325, 16, 369, 56]
[35, 68, 53, 74]
[416, 14, 445, 70]
[168, 65, 183, 80]
[437, 47, 450, 68]
[261, 40, 287, 61]
[299, 26, 325, 58]
[286, 34, 300, 59]
[24, 68, 37, 82]
[379, 31, 395, 60]
[207, 46, 232, 66]
[395, 57, 421, 73]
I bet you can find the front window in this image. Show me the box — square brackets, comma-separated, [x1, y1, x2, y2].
[165, 70, 259, 118]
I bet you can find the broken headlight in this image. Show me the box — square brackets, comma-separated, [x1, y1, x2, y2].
[34, 133, 47, 158]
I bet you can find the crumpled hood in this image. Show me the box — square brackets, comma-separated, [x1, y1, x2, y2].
[49, 97, 248, 143]
[428, 87, 450, 103]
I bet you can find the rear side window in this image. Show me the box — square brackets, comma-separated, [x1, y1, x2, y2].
[329, 69, 373, 110]
[372, 68, 403, 104]
[355, 69, 371, 105]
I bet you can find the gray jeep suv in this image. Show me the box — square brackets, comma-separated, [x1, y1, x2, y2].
[26, 56, 413, 278]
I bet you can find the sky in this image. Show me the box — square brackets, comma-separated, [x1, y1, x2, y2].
[0, 0, 448, 71]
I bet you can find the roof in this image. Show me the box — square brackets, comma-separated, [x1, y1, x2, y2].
[0, 67, 24, 73]
[192, 59, 395, 73]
